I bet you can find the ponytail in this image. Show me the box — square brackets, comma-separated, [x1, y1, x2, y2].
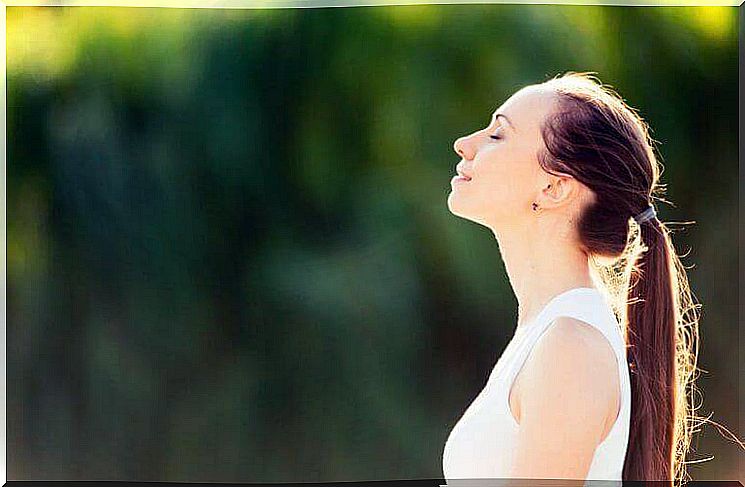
[622, 217, 700, 484]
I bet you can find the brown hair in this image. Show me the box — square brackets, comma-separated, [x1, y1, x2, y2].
[535, 71, 705, 483]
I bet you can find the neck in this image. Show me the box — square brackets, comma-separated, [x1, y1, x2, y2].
[490, 219, 596, 332]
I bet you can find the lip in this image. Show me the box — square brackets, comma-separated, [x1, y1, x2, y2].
[451, 175, 470, 186]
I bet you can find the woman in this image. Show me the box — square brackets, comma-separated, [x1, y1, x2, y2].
[441, 72, 700, 485]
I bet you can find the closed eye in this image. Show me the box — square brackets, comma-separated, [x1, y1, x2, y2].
[490, 128, 504, 141]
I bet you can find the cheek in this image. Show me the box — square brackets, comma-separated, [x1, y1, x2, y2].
[472, 147, 537, 202]
[478, 164, 534, 208]
[477, 157, 513, 185]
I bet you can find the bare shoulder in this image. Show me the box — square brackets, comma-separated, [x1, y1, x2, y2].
[543, 316, 617, 363]
[507, 317, 622, 477]
[516, 316, 620, 437]
[529, 316, 619, 382]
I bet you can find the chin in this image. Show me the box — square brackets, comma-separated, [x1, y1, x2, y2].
[447, 195, 477, 222]
[448, 198, 497, 229]
[446, 192, 465, 216]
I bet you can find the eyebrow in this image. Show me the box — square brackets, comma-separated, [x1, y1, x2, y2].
[492, 112, 516, 131]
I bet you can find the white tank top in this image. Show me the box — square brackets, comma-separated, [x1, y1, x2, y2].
[441, 287, 631, 483]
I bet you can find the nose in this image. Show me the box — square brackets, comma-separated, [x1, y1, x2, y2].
[453, 134, 475, 160]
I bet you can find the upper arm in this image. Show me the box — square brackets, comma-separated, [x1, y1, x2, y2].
[507, 316, 620, 480]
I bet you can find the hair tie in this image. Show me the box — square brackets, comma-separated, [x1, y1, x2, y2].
[633, 205, 656, 225]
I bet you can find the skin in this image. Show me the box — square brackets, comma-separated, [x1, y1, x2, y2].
[448, 84, 621, 480]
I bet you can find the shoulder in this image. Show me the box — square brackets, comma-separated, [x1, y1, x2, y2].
[527, 316, 618, 383]
[538, 316, 618, 367]
[518, 316, 619, 425]
[507, 316, 621, 477]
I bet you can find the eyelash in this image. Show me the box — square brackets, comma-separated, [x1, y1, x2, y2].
[490, 128, 503, 141]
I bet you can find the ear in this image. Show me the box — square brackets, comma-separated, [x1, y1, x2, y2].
[537, 174, 578, 210]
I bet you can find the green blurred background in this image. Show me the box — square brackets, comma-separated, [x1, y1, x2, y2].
[6, 4, 741, 482]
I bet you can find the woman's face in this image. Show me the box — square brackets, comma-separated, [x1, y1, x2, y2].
[448, 85, 560, 229]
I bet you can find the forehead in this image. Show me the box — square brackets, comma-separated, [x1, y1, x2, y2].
[494, 85, 557, 132]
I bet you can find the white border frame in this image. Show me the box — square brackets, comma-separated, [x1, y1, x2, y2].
[2, 0, 741, 483]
